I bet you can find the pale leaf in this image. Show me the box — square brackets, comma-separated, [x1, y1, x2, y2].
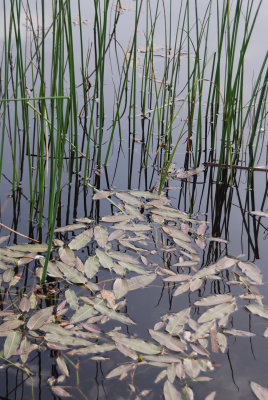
[250, 381, 268, 400]
[163, 380, 182, 400]
[68, 229, 93, 250]
[27, 306, 54, 330]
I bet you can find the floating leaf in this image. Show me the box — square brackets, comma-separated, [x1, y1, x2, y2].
[162, 226, 191, 243]
[102, 214, 135, 223]
[250, 381, 268, 400]
[65, 289, 79, 310]
[27, 306, 54, 330]
[216, 256, 236, 271]
[250, 211, 268, 218]
[204, 392, 216, 400]
[238, 261, 262, 284]
[173, 282, 190, 296]
[3, 268, 15, 283]
[7, 244, 48, 252]
[84, 256, 100, 279]
[126, 274, 156, 291]
[45, 333, 93, 347]
[51, 386, 71, 397]
[190, 278, 202, 292]
[194, 294, 234, 307]
[67, 343, 115, 355]
[59, 247, 75, 266]
[165, 308, 190, 334]
[0, 319, 24, 331]
[130, 190, 162, 199]
[113, 278, 129, 299]
[173, 238, 197, 254]
[246, 304, 268, 320]
[69, 229, 93, 250]
[4, 331, 22, 358]
[163, 380, 182, 400]
[54, 223, 86, 232]
[149, 330, 186, 352]
[116, 342, 138, 360]
[96, 249, 114, 270]
[0, 235, 9, 245]
[116, 192, 142, 207]
[19, 338, 37, 363]
[197, 223, 207, 236]
[118, 261, 145, 274]
[56, 356, 69, 377]
[224, 329, 255, 337]
[217, 332, 227, 353]
[93, 190, 112, 200]
[19, 296, 30, 313]
[106, 363, 135, 379]
[75, 217, 94, 223]
[94, 226, 108, 248]
[198, 302, 236, 324]
[93, 303, 135, 325]
[108, 251, 139, 264]
[56, 262, 88, 284]
[114, 337, 161, 355]
[70, 304, 98, 324]
[112, 223, 151, 232]
[108, 230, 125, 242]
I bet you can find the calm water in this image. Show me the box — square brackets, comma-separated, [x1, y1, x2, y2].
[0, 1, 267, 399]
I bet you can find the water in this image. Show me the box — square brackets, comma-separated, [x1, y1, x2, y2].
[0, 1, 267, 399]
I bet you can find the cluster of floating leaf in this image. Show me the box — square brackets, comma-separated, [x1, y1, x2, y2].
[0, 190, 267, 399]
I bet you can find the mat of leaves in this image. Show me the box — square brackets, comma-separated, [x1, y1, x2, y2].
[0, 191, 267, 399]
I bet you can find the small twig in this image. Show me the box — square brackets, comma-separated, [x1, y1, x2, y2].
[0, 222, 39, 243]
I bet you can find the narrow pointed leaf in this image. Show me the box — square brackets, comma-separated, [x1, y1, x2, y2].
[27, 306, 54, 330]
[4, 331, 22, 358]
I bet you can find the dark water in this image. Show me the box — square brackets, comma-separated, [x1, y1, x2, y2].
[0, 1, 268, 399]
